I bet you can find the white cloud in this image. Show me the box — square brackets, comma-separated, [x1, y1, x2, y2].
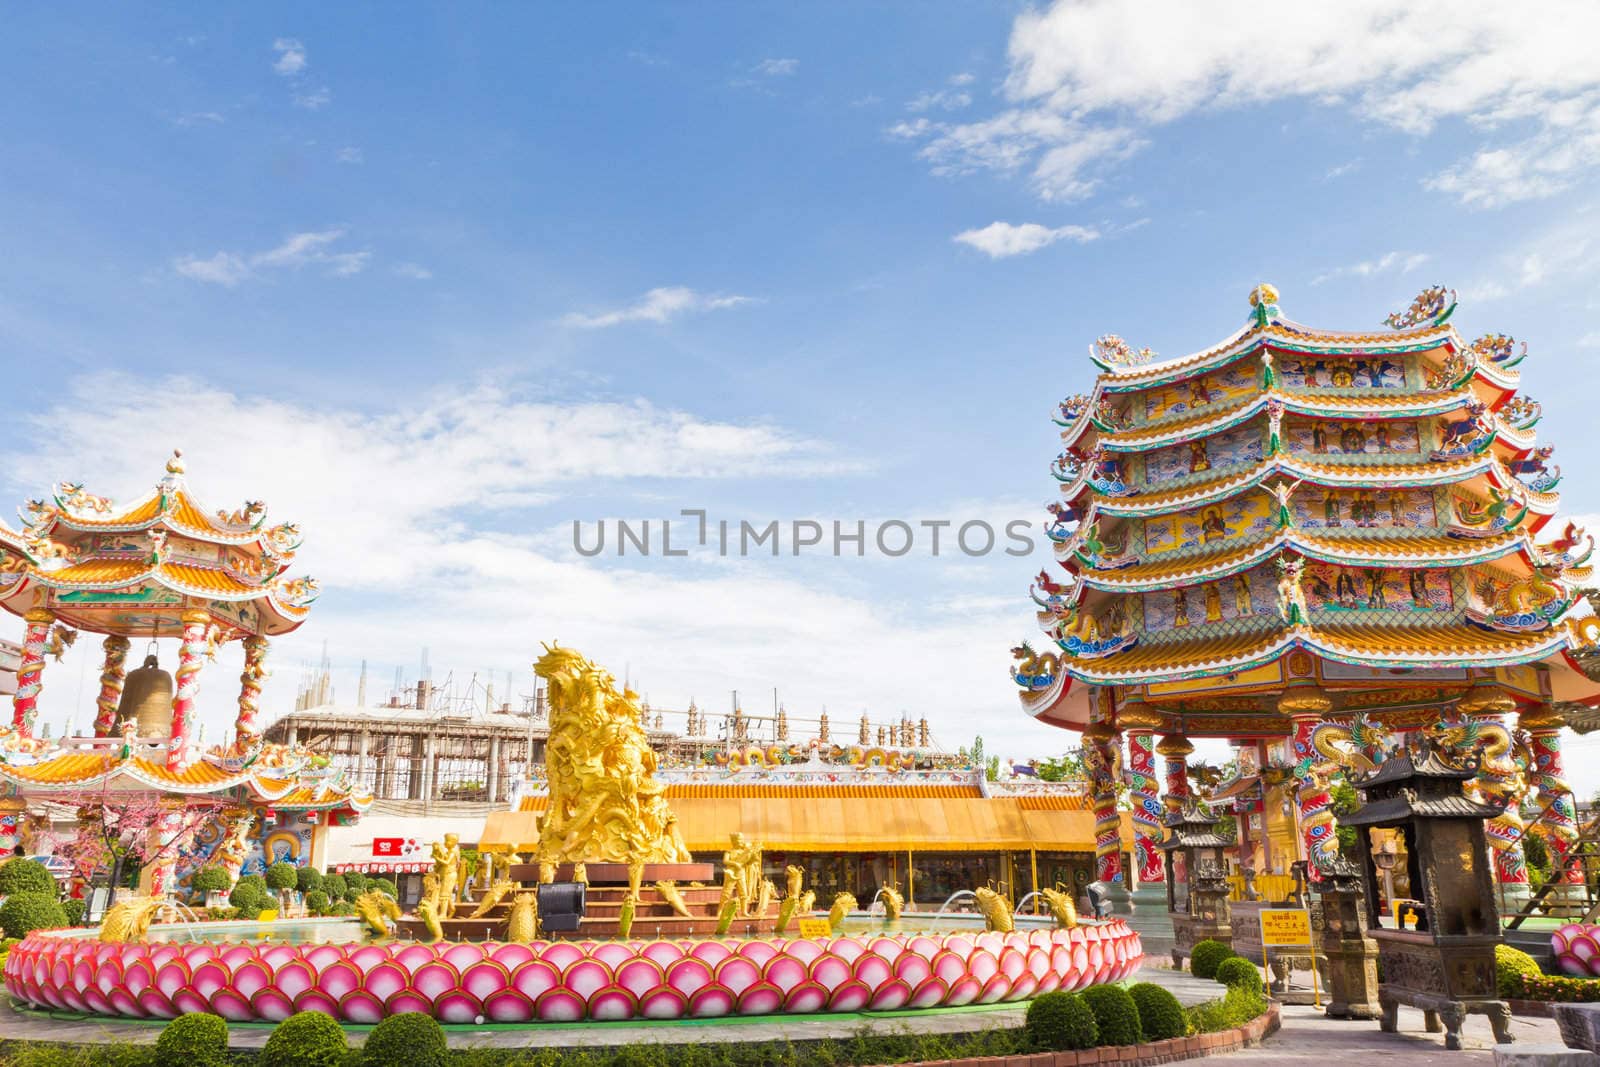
[1310, 250, 1429, 287]
[272, 38, 307, 77]
[560, 286, 756, 329]
[171, 111, 225, 128]
[949, 72, 976, 87]
[174, 228, 370, 286]
[908, 89, 972, 113]
[393, 262, 433, 281]
[953, 221, 1100, 259]
[756, 58, 798, 77]
[1324, 159, 1361, 180]
[293, 86, 332, 110]
[336, 146, 363, 164]
[892, 1, 1600, 208]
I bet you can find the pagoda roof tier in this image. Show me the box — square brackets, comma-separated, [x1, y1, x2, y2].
[0, 451, 317, 638]
[1061, 528, 1534, 596]
[0, 736, 372, 814]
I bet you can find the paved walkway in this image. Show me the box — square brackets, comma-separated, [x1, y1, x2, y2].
[1210, 1002, 1563, 1064]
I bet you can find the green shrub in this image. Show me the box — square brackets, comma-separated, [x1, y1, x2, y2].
[1515, 973, 1600, 1002]
[1080, 983, 1141, 1046]
[1024, 990, 1098, 1051]
[1496, 944, 1541, 998]
[155, 1012, 228, 1067]
[265, 862, 298, 892]
[362, 1011, 448, 1067]
[304, 890, 329, 914]
[228, 883, 266, 917]
[237, 873, 268, 896]
[1214, 956, 1264, 995]
[1189, 938, 1235, 979]
[60, 897, 86, 927]
[372, 877, 397, 898]
[0, 891, 67, 938]
[296, 866, 324, 894]
[206, 907, 240, 921]
[0, 857, 55, 896]
[189, 867, 231, 900]
[321, 873, 347, 901]
[260, 1010, 348, 1067]
[343, 871, 368, 896]
[1129, 981, 1187, 1040]
[1186, 986, 1268, 1034]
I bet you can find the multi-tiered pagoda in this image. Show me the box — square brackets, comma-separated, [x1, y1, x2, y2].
[1015, 285, 1600, 898]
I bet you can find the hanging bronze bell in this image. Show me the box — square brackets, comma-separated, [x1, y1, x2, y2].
[118, 653, 174, 737]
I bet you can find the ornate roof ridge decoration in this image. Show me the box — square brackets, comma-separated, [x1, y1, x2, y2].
[22, 450, 302, 562]
[1383, 286, 1458, 331]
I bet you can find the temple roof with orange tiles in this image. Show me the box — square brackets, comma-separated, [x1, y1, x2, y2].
[1016, 284, 1600, 735]
[0, 450, 317, 638]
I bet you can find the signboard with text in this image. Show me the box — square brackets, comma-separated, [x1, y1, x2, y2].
[1259, 908, 1312, 946]
[796, 918, 834, 939]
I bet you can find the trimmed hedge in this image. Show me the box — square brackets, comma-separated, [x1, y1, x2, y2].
[155, 1013, 228, 1067]
[1187, 985, 1268, 1033]
[1496, 944, 1541, 998]
[1515, 973, 1600, 1002]
[0, 857, 55, 896]
[265, 862, 298, 892]
[1080, 983, 1141, 1046]
[1215, 956, 1265, 995]
[362, 1011, 449, 1067]
[189, 867, 231, 899]
[343, 871, 369, 896]
[60, 898, 85, 927]
[237, 874, 268, 896]
[296, 867, 324, 894]
[1129, 981, 1187, 1041]
[228, 883, 267, 917]
[1024, 990, 1099, 1050]
[321, 873, 348, 901]
[0, 892, 67, 939]
[1189, 938, 1235, 979]
[259, 1010, 348, 1067]
[372, 877, 398, 898]
[304, 890, 330, 914]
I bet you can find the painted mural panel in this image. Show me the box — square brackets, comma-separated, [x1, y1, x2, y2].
[1144, 491, 1275, 556]
[1302, 563, 1454, 614]
[1284, 419, 1421, 457]
[1289, 487, 1437, 529]
[1277, 355, 1406, 390]
[1142, 361, 1258, 420]
[1143, 423, 1264, 484]
[1143, 565, 1279, 631]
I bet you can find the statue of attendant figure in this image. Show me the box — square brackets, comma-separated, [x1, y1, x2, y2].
[1203, 583, 1223, 623]
[1188, 439, 1211, 473]
[430, 833, 462, 918]
[1233, 572, 1253, 616]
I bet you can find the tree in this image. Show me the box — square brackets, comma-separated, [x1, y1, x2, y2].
[1036, 753, 1087, 782]
[190, 867, 231, 902]
[295, 866, 323, 894]
[0, 857, 56, 896]
[266, 862, 298, 893]
[51, 790, 229, 894]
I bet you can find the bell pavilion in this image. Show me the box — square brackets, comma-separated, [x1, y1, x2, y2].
[1015, 284, 1600, 905]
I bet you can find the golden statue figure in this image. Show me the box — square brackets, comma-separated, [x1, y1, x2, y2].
[467, 879, 517, 919]
[724, 832, 764, 915]
[533, 645, 692, 873]
[99, 897, 165, 943]
[774, 865, 806, 934]
[426, 833, 462, 919]
[353, 890, 401, 940]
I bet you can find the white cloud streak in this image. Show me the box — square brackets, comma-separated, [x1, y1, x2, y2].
[953, 221, 1100, 259]
[174, 228, 371, 286]
[560, 287, 756, 329]
[1310, 251, 1429, 287]
[892, 1, 1600, 208]
[756, 58, 798, 77]
[272, 38, 306, 77]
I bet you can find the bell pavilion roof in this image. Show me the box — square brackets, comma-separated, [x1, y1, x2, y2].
[0, 451, 317, 638]
[1018, 285, 1600, 735]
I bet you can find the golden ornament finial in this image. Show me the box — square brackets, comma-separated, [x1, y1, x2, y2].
[165, 449, 185, 475]
[1248, 283, 1279, 309]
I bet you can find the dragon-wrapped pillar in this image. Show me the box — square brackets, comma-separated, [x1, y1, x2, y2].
[1118, 701, 1165, 887]
[1283, 685, 1337, 882]
[1449, 682, 1530, 891]
[235, 635, 269, 747]
[166, 607, 210, 772]
[93, 635, 131, 738]
[1521, 705, 1582, 888]
[1082, 719, 1124, 891]
[1157, 733, 1194, 889]
[11, 606, 55, 736]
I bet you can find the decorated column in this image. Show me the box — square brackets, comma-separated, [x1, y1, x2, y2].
[142, 800, 186, 897]
[93, 635, 131, 737]
[235, 635, 269, 746]
[1455, 680, 1529, 889]
[11, 606, 55, 735]
[1119, 701, 1165, 885]
[1282, 683, 1337, 881]
[1083, 719, 1124, 887]
[1522, 705, 1583, 886]
[1157, 733, 1194, 815]
[167, 607, 211, 771]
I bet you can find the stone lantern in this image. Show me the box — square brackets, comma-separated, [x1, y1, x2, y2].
[1344, 739, 1514, 1050]
[1159, 796, 1233, 968]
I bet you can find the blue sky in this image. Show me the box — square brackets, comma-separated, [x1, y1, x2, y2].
[6, 3, 1600, 784]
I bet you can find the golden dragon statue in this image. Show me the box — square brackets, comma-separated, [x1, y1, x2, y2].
[504, 892, 539, 943]
[466, 879, 517, 919]
[353, 889, 401, 940]
[974, 886, 1015, 933]
[98, 897, 166, 943]
[1310, 714, 1393, 776]
[774, 865, 805, 935]
[1038, 886, 1079, 930]
[1424, 717, 1534, 881]
[827, 891, 857, 932]
[877, 881, 904, 922]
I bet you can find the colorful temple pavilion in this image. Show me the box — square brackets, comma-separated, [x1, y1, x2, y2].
[0, 452, 369, 894]
[1015, 284, 1600, 900]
